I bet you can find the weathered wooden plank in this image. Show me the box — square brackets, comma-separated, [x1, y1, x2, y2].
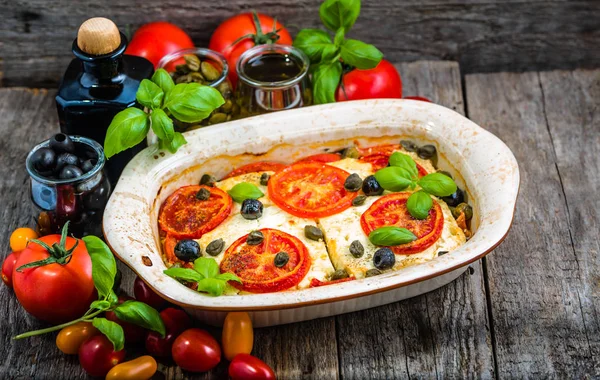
[335, 61, 494, 380]
[465, 70, 600, 377]
[0, 0, 599, 87]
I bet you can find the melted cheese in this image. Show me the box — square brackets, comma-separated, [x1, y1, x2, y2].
[215, 171, 274, 212]
[326, 158, 375, 178]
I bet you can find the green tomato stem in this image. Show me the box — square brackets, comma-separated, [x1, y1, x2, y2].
[12, 308, 104, 340]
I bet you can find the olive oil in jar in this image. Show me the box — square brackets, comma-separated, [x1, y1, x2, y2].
[243, 53, 304, 83]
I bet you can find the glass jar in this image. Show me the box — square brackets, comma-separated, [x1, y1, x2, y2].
[235, 44, 311, 116]
[26, 136, 111, 238]
[158, 48, 235, 130]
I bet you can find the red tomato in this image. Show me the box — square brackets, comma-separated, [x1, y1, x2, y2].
[105, 296, 146, 344]
[12, 236, 95, 324]
[134, 276, 168, 311]
[145, 307, 192, 358]
[209, 12, 292, 87]
[357, 144, 429, 174]
[294, 153, 342, 164]
[404, 96, 431, 102]
[125, 22, 194, 68]
[309, 277, 355, 287]
[2, 251, 20, 288]
[229, 354, 276, 380]
[172, 328, 221, 372]
[222, 161, 287, 179]
[78, 335, 126, 378]
[336, 59, 402, 101]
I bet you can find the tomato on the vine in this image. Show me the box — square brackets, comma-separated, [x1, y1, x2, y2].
[56, 321, 98, 355]
[134, 276, 168, 310]
[336, 59, 402, 102]
[105, 296, 146, 343]
[125, 22, 194, 68]
[79, 335, 126, 378]
[2, 251, 20, 288]
[229, 354, 276, 380]
[172, 328, 221, 372]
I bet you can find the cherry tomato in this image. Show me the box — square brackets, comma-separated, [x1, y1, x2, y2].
[56, 321, 98, 355]
[222, 312, 254, 361]
[336, 59, 402, 102]
[229, 354, 276, 380]
[106, 355, 157, 380]
[134, 276, 168, 310]
[9, 228, 38, 252]
[105, 296, 146, 344]
[209, 12, 292, 87]
[172, 328, 221, 372]
[145, 307, 192, 358]
[2, 251, 20, 288]
[125, 22, 194, 68]
[78, 335, 126, 378]
[404, 96, 431, 102]
[294, 153, 342, 164]
[12, 235, 95, 324]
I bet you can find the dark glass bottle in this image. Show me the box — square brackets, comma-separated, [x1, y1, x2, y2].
[56, 20, 153, 185]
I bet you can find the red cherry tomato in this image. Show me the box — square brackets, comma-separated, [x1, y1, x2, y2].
[229, 354, 276, 380]
[336, 59, 402, 102]
[172, 328, 221, 372]
[2, 251, 20, 288]
[78, 335, 126, 378]
[105, 296, 146, 344]
[125, 22, 194, 68]
[145, 307, 192, 358]
[134, 276, 167, 310]
[404, 96, 431, 102]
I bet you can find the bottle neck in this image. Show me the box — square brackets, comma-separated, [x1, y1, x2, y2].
[73, 32, 128, 86]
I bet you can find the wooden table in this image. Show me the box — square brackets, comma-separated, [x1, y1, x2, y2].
[0, 61, 598, 379]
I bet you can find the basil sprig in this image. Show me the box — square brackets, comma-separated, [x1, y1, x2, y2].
[104, 68, 225, 158]
[14, 236, 165, 351]
[369, 226, 417, 246]
[227, 182, 264, 203]
[293, 0, 383, 104]
[164, 257, 242, 296]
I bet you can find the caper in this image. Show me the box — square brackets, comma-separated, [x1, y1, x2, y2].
[201, 61, 221, 81]
[341, 146, 360, 159]
[189, 72, 205, 83]
[175, 64, 190, 74]
[195, 188, 211, 201]
[365, 268, 382, 277]
[274, 251, 289, 267]
[209, 112, 228, 124]
[175, 74, 191, 84]
[352, 195, 367, 206]
[206, 239, 225, 256]
[437, 251, 449, 256]
[260, 173, 270, 186]
[304, 225, 324, 241]
[247, 230, 264, 246]
[349, 240, 364, 258]
[200, 174, 216, 187]
[417, 144, 437, 159]
[400, 140, 418, 152]
[221, 100, 233, 113]
[453, 202, 473, 220]
[331, 269, 349, 281]
[184, 54, 201, 71]
[344, 173, 362, 192]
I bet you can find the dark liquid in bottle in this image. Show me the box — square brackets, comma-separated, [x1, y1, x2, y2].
[243, 53, 303, 82]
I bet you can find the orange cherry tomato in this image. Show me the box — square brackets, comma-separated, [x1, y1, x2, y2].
[222, 312, 254, 361]
[56, 322, 98, 355]
[9, 228, 38, 252]
[105, 355, 158, 380]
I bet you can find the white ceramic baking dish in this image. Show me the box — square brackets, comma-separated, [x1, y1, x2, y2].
[103, 99, 519, 327]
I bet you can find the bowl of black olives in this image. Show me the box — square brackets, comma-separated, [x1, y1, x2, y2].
[26, 134, 111, 237]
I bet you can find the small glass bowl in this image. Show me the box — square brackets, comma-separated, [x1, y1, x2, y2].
[26, 136, 111, 238]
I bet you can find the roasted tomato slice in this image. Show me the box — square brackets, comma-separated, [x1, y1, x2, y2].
[295, 153, 342, 164]
[268, 162, 357, 218]
[223, 162, 287, 179]
[220, 229, 311, 293]
[360, 192, 444, 255]
[158, 185, 232, 239]
[358, 144, 428, 175]
[309, 277, 355, 287]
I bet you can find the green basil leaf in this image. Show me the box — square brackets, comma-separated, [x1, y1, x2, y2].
[114, 300, 166, 337]
[215, 272, 243, 284]
[319, 0, 361, 32]
[151, 68, 175, 94]
[104, 108, 150, 158]
[293, 29, 336, 64]
[107, 290, 119, 305]
[194, 257, 220, 279]
[334, 27, 345, 47]
[165, 83, 225, 123]
[313, 61, 342, 105]
[164, 267, 204, 282]
[82, 236, 116, 300]
[92, 317, 124, 351]
[136, 79, 164, 109]
[374, 167, 414, 191]
[90, 300, 111, 311]
[406, 191, 433, 220]
[227, 182, 264, 203]
[158, 132, 187, 154]
[389, 152, 418, 178]
[197, 278, 226, 297]
[369, 226, 417, 246]
[150, 108, 174, 142]
[418, 173, 458, 197]
[340, 39, 383, 70]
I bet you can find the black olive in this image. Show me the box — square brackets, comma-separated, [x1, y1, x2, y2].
[331, 269, 349, 280]
[247, 230, 264, 245]
[352, 195, 367, 206]
[349, 240, 364, 258]
[365, 268, 382, 277]
[196, 188, 211, 201]
[241, 199, 263, 220]
[174, 239, 201, 262]
[81, 159, 97, 173]
[362, 175, 384, 196]
[49, 133, 75, 154]
[206, 239, 225, 256]
[400, 140, 418, 152]
[453, 202, 473, 220]
[344, 173, 362, 192]
[59, 165, 84, 180]
[373, 248, 395, 270]
[200, 174, 216, 187]
[304, 225, 324, 241]
[31, 147, 56, 176]
[83, 180, 110, 210]
[274, 251, 289, 268]
[417, 144, 437, 159]
[55, 152, 80, 172]
[442, 188, 464, 207]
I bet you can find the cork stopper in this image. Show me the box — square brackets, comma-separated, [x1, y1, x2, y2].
[77, 17, 121, 55]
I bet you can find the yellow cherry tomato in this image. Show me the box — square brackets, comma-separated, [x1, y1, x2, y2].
[9, 228, 38, 252]
[222, 312, 253, 361]
[105, 356, 157, 380]
[56, 321, 98, 354]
